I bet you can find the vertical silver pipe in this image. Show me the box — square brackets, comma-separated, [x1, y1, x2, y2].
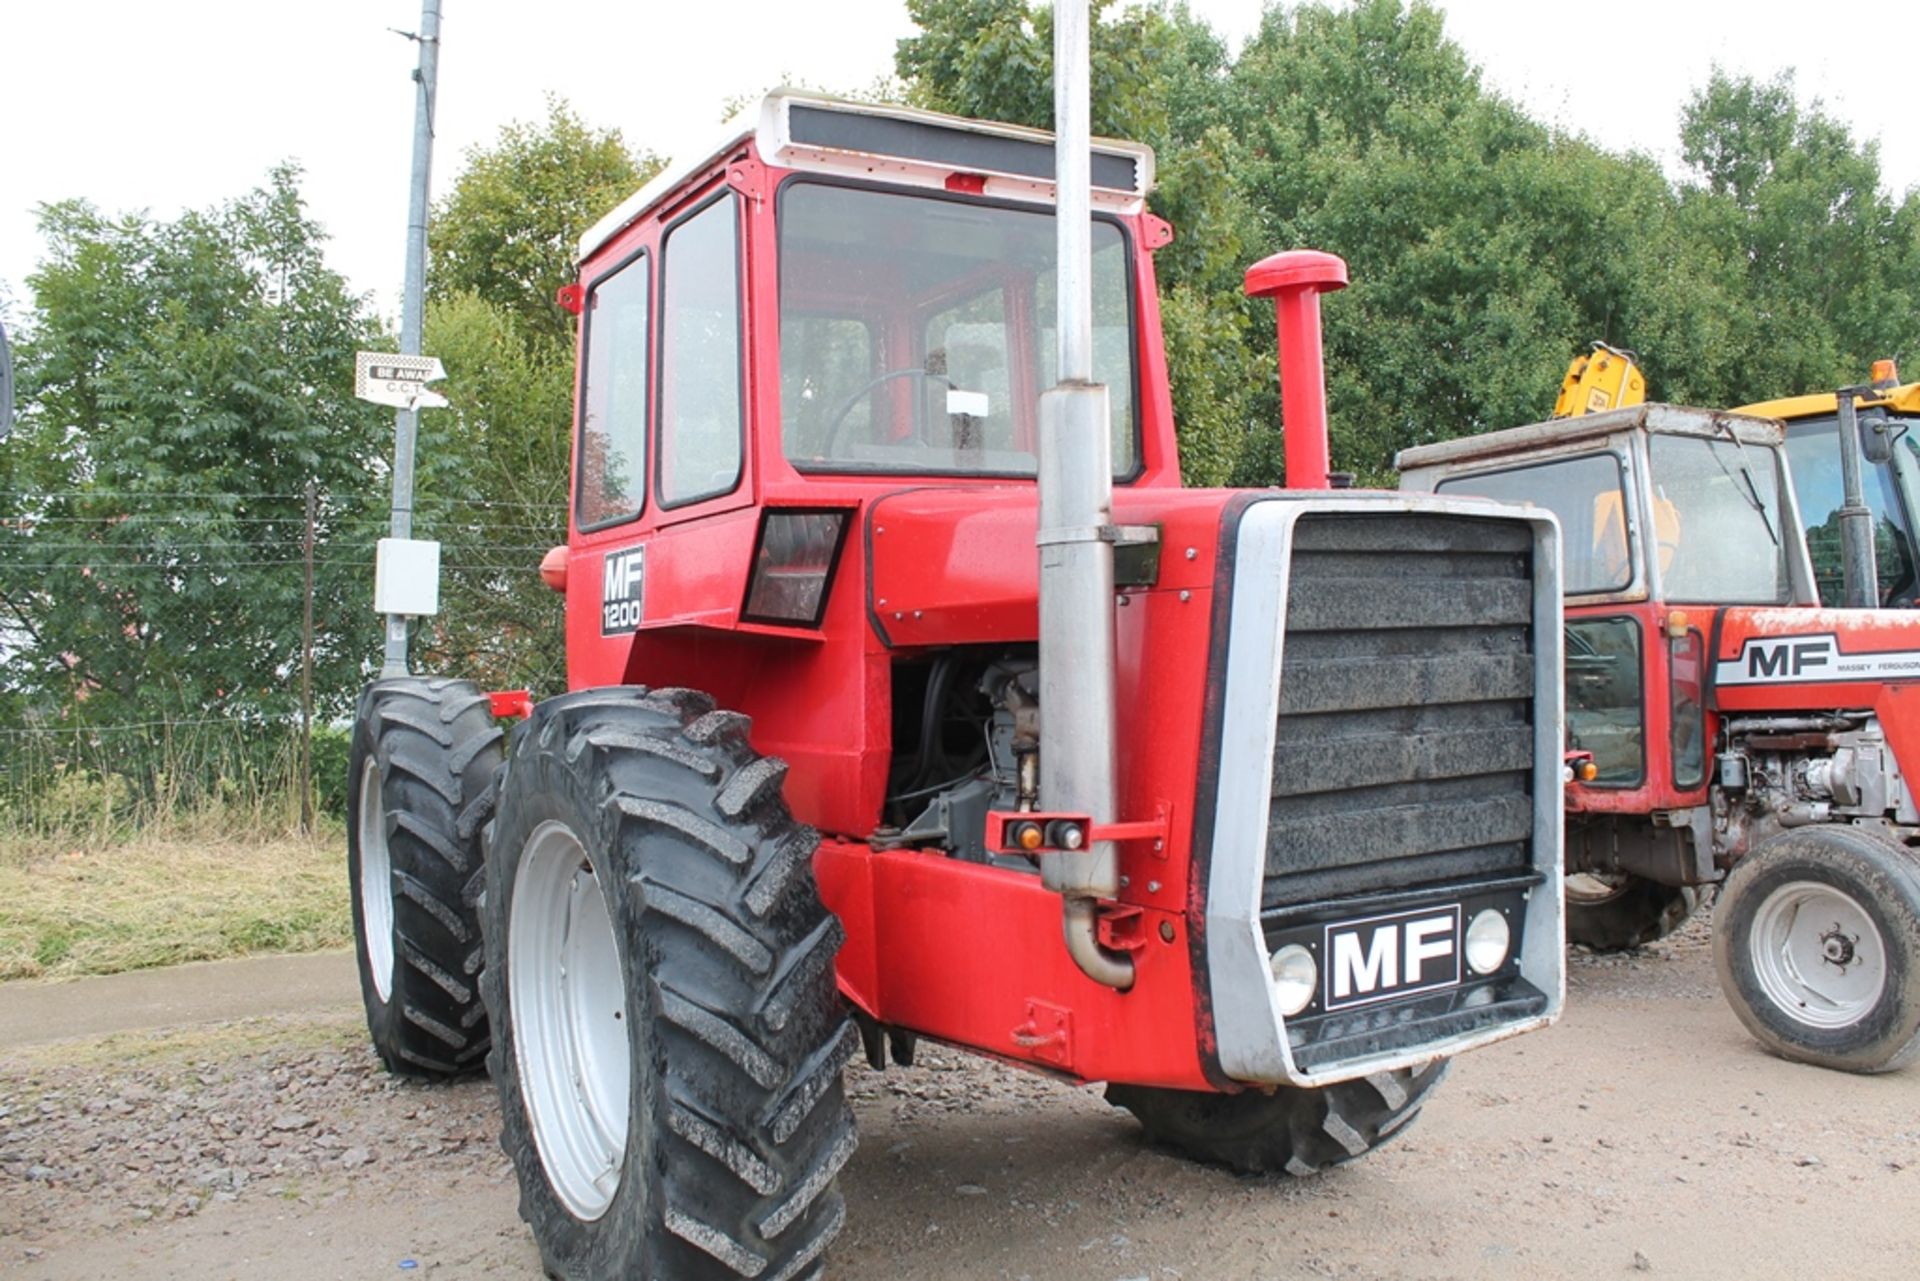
[1054, 0, 1092, 384]
[1834, 387, 1880, 609]
[382, 0, 442, 678]
[0, 317, 14, 441]
[1039, 0, 1130, 988]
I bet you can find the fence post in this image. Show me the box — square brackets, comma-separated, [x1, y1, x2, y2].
[301, 480, 316, 834]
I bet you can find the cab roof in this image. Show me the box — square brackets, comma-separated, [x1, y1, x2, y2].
[1394, 403, 1783, 473]
[1736, 383, 1920, 421]
[577, 89, 1157, 265]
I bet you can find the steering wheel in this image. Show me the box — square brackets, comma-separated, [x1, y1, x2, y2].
[819, 368, 953, 457]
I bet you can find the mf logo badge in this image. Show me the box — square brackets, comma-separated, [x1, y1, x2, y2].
[1323, 905, 1463, 1011]
[601, 545, 646, 635]
[1715, 633, 1920, 685]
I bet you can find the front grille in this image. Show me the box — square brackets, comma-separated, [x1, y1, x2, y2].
[1262, 513, 1536, 909]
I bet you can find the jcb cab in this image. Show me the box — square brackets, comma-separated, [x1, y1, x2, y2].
[348, 88, 1568, 1279]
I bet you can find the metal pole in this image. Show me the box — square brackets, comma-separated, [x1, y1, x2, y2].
[302, 480, 317, 833]
[1834, 386, 1880, 608]
[382, 0, 442, 677]
[1036, 0, 1130, 989]
[0, 316, 14, 441]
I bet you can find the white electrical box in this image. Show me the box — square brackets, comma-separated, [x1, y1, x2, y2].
[373, 538, 442, 617]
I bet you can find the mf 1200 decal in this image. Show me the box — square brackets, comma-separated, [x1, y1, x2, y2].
[1715, 633, 1920, 685]
[601, 545, 645, 636]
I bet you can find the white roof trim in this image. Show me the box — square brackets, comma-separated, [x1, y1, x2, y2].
[576, 88, 1157, 264]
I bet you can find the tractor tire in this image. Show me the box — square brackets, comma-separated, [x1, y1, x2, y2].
[1713, 825, 1920, 1074]
[1106, 1061, 1449, 1176]
[347, 677, 503, 1078]
[481, 686, 858, 1281]
[1566, 872, 1699, 951]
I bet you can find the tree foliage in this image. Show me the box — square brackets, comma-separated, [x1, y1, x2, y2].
[430, 97, 656, 346]
[0, 166, 389, 742]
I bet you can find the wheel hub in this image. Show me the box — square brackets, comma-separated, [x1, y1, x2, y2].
[1748, 881, 1886, 1030]
[1820, 926, 1859, 969]
[509, 820, 631, 1222]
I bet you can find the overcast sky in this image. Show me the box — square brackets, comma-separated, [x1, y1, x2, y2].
[4, 0, 1918, 324]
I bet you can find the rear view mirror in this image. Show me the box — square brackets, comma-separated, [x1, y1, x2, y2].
[1859, 408, 1896, 466]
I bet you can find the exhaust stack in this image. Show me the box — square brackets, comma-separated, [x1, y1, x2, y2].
[1038, 0, 1132, 990]
[1245, 250, 1349, 490]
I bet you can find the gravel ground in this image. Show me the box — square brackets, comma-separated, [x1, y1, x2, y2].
[3, 910, 1917, 1279]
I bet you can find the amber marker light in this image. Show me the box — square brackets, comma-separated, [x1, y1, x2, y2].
[1578, 759, 1599, 783]
[539, 545, 568, 594]
[1011, 821, 1045, 852]
[1665, 609, 1690, 639]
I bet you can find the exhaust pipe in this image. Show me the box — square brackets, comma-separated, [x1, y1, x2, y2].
[1834, 386, 1880, 609]
[1039, 0, 1131, 990]
[1245, 251, 1348, 490]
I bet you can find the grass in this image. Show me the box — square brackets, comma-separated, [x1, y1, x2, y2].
[0, 817, 352, 982]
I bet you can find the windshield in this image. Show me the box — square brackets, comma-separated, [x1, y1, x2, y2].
[1783, 414, 1919, 606]
[1434, 451, 1632, 595]
[1646, 433, 1791, 604]
[777, 181, 1138, 477]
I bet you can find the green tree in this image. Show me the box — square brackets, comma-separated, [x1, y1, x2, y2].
[431, 97, 655, 345]
[0, 166, 390, 789]
[1662, 71, 1920, 405]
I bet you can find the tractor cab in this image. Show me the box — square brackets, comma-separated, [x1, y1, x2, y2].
[1403, 406, 1920, 1073]
[1740, 364, 1920, 608]
[1399, 403, 1817, 815]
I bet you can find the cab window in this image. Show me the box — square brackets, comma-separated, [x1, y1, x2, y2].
[1646, 434, 1790, 605]
[1566, 616, 1645, 786]
[1435, 452, 1630, 595]
[1784, 416, 1917, 606]
[658, 196, 744, 508]
[777, 181, 1139, 477]
[575, 251, 650, 529]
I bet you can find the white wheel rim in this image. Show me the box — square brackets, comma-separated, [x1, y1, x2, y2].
[1748, 879, 1887, 1030]
[1566, 871, 1629, 906]
[510, 820, 631, 1221]
[356, 756, 395, 1004]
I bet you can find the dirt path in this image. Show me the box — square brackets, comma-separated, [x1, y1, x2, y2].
[0, 951, 357, 1049]
[3, 931, 1917, 1279]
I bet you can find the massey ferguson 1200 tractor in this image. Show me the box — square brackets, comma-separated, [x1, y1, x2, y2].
[346, 48, 1568, 1279]
[1400, 403, 1920, 1074]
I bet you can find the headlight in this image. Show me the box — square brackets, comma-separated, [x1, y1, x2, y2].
[1465, 908, 1512, 975]
[1269, 943, 1317, 1016]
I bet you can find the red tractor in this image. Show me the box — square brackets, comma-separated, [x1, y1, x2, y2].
[347, 82, 1568, 1279]
[1400, 403, 1920, 1074]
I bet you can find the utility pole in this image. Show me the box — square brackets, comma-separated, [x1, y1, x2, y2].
[0, 316, 14, 441]
[382, 0, 443, 677]
[302, 480, 317, 833]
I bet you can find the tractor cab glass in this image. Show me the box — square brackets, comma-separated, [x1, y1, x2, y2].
[1646, 433, 1791, 605]
[1783, 414, 1920, 606]
[1434, 452, 1630, 594]
[776, 181, 1139, 477]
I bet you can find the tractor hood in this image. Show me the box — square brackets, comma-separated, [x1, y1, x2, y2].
[864, 486, 1237, 648]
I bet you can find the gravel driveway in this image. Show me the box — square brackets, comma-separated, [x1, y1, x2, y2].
[3, 922, 1916, 1279]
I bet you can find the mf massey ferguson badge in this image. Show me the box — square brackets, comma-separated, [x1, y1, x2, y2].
[1402, 402, 1920, 1075]
[345, 76, 1568, 1280]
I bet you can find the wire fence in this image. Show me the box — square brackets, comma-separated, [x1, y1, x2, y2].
[0, 486, 565, 836]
